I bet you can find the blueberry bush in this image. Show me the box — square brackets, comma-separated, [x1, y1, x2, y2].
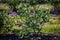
[13, 3, 50, 38]
[1, 0, 60, 38]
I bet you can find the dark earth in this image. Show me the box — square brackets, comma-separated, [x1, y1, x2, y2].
[0, 33, 60, 40]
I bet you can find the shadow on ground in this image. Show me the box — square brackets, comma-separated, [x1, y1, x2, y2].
[0, 33, 60, 40]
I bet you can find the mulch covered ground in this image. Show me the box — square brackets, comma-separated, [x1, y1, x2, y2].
[0, 33, 60, 40]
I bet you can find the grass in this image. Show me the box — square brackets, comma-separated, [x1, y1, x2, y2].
[0, 3, 10, 11]
[40, 14, 60, 34]
[34, 4, 54, 10]
[41, 26, 60, 34]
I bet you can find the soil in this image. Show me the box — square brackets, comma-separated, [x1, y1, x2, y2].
[0, 33, 60, 40]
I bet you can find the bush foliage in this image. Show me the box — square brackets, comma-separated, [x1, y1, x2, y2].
[0, 0, 60, 38]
